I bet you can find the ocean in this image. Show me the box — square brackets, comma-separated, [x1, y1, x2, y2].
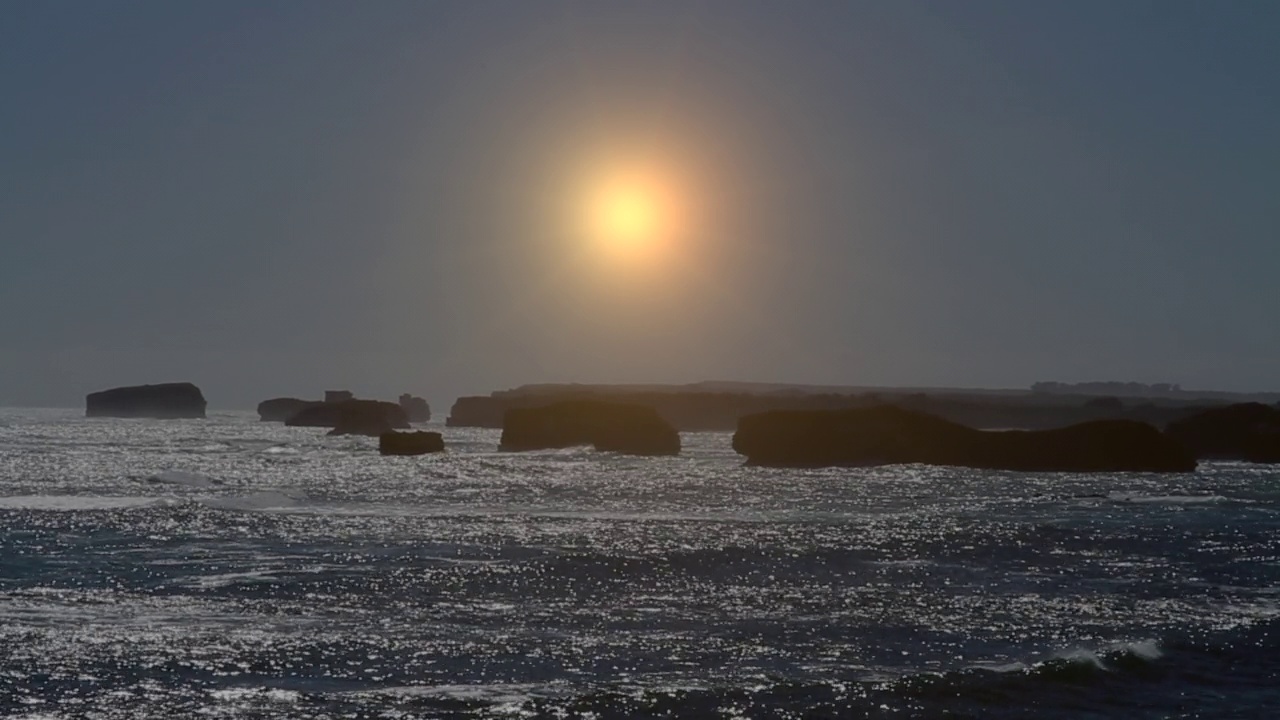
[2, 408, 1278, 718]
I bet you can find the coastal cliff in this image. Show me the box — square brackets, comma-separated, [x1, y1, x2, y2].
[448, 384, 1219, 432]
[500, 400, 680, 455]
[732, 405, 1196, 472]
[1166, 403, 1280, 462]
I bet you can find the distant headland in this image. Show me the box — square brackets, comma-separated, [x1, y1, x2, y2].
[448, 381, 1280, 433]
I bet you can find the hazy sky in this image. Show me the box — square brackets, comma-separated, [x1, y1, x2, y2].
[3, 1, 1277, 409]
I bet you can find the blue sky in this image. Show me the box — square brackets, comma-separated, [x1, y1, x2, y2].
[2, 1, 1276, 408]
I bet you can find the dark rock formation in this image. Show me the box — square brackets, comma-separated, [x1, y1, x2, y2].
[86, 383, 207, 419]
[449, 384, 1219, 432]
[287, 400, 410, 436]
[379, 430, 445, 455]
[447, 396, 505, 427]
[733, 405, 1195, 472]
[399, 394, 431, 423]
[325, 390, 354, 404]
[1165, 403, 1280, 463]
[500, 400, 681, 455]
[1084, 396, 1124, 411]
[257, 397, 322, 422]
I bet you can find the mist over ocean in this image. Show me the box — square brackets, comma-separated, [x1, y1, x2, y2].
[2, 408, 1278, 718]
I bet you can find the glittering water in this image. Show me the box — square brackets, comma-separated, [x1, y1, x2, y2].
[2, 408, 1279, 718]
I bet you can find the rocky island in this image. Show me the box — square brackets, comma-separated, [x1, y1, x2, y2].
[399, 394, 431, 423]
[732, 405, 1196, 472]
[500, 400, 681, 456]
[86, 383, 207, 419]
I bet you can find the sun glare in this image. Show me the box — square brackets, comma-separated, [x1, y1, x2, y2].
[582, 168, 681, 265]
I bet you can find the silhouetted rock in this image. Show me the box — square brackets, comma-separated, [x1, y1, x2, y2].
[287, 400, 409, 436]
[379, 430, 444, 455]
[325, 390, 354, 404]
[1165, 403, 1280, 463]
[86, 383, 207, 419]
[399, 394, 431, 423]
[733, 405, 1195, 472]
[500, 400, 680, 455]
[257, 397, 322, 422]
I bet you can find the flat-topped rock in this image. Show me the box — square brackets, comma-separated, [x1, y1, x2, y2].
[733, 405, 1195, 472]
[379, 430, 445, 456]
[86, 383, 207, 419]
[500, 400, 680, 456]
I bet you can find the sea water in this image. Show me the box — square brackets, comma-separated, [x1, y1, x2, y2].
[1, 408, 1278, 718]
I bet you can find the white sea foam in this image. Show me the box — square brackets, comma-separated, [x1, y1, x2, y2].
[357, 683, 540, 704]
[968, 660, 1029, 673]
[1109, 492, 1230, 505]
[0, 495, 180, 511]
[209, 687, 300, 703]
[145, 470, 223, 488]
[200, 491, 303, 512]
[1043, 639, 1162, 672]
[177, 570, 282, 589]
[1118, 639, 1163, 660]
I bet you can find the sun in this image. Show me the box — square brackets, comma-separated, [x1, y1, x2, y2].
[595, 184, 657, 246]
[582, 169, 680, 264]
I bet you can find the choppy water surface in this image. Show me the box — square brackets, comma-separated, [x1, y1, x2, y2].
[2, 408, 1278, 718]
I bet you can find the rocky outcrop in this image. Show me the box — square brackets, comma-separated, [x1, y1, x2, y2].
[257, 397, 322, 422]
[379, 430, 445, 455]
[1165, 403, 1280, 463]
[500, 400, 681, 455]
[447, 396, 509, 428]
[86, 383, 207, 419]
[261, 392, 428, 427]
[733, 405, 1195, 472]
[287, 400, 410, 436]
[399, 394, 431, 423]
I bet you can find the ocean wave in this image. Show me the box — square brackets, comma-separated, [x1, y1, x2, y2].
[174, 569, 286, 590]
[1107, 492, 1234, 505]
[198, 491, 304, 512]
[353, 682, 541, 704]
[208, 687, 301, 704]
[143, 470, 223, 488]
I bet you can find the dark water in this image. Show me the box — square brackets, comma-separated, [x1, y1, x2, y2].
[2, 409, 1278, 718]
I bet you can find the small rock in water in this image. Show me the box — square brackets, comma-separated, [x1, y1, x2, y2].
[379, 431, 445, 456]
